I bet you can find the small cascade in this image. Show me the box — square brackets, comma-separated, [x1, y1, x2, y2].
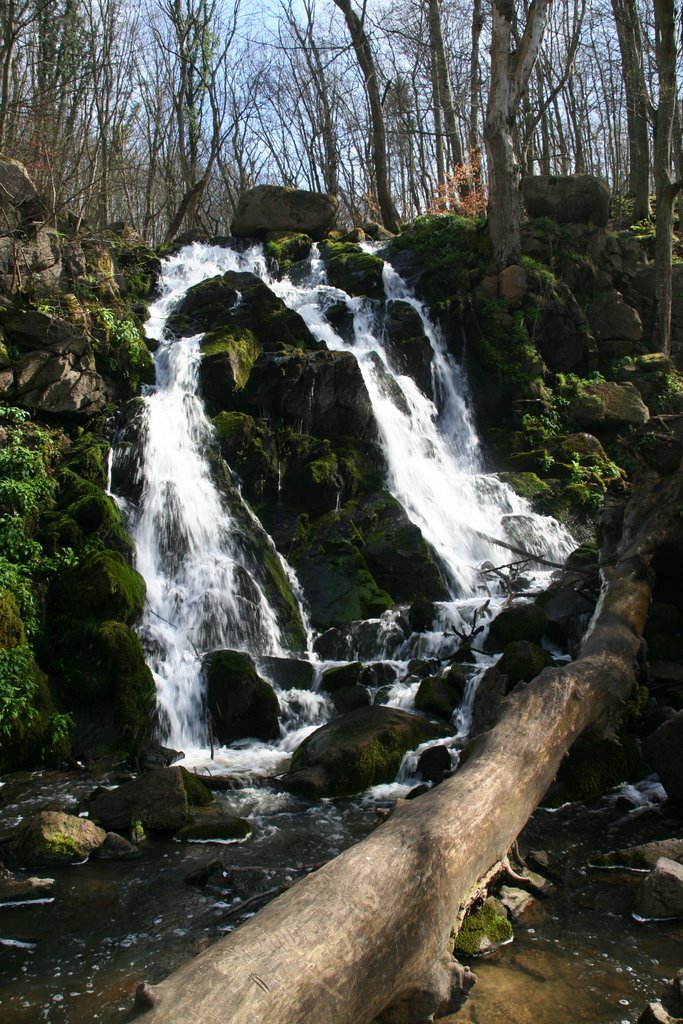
[268, 246, 574, 594]
[112, 245, 310, 750]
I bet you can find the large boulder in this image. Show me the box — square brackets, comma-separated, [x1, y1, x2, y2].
[521, 174, 610, 227]
[280, 704, 449, 798]
[232, 185, 338, 241]
[318, 240, 384, 299]
[383, 299, 434, 395]
[86, 766, 211, 833]
[568, 381, 650, 430]
[586, 288, 643, 357]
[591, 838, 683, 870]
[0, 156, 48, 227]
[12, 810, 106, 866]
[204, 649, 281, 744]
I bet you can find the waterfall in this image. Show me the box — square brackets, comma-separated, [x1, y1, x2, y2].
[113, 239, 574, 760]
[268, 246, 574, 594]
[112, 245, 306, 750]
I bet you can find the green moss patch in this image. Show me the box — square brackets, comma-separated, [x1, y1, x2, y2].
[453, 897, 513, 956]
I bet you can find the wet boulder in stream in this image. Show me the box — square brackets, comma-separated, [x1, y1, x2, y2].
[280, 705, 449, 798]
[12, 810, 106, 866]
[383, 299, 434, 396]
[85, 766, 212, 833]
[204, 649, 281, 744]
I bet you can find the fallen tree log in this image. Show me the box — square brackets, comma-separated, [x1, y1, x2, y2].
[131, 428, 683, 1024]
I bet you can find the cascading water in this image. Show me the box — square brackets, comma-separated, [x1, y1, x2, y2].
[112, 245, 312, 751]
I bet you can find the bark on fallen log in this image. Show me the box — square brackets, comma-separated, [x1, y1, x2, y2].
[130, 431, 683, 1024]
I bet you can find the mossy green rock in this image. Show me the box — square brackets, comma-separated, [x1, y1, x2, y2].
[415, 670, 468, 719]
[12, 810, 106, 867]
[453, 897, 513, 956]
[265, 232, 313, 274]
[175, 818, 252, 842]
[205, 649, 281, 744]
[199, 325, 261, 411]
[320, 661, 363, 693]
[0, 649, 70, 772]
[497, 641, 553, 685]
[487, 602, 549, 650]
[281, 705, 449, 798]
[549, 735, 648, 805]
[319, 241, 384, 299]
[0, 588, 26, 648]
[56, 550, 145, 624]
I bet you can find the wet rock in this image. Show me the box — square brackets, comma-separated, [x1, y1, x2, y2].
[415, 668, 469, 719]
[175, 813, 252, 843]
[318, 240, 384, 299]
[383, 299, 434, 395]
[280, 705, 449, 798]
[497, 885, 536, 920]
[205, 649, 281, 744]
[313, 616, 408, 661]
[0, 872, 55, 901]
[486, 603, 549, 650]
[184, 858, 234, 890]
[232, 185, 338, 240]
[416, 743, 452, 783]
[521, 173, 610, 227]
[408, 597, 436, 633]
[258, 656, 315, 691]
[320, 661, 363, 692]
[632, 857, 683, 919]
[12, 811, 106, 866]
[644, 711, 683, 805]
[591, 838, 683, 871]
[637, 1003, 679, 1024]
[92, 831, 142, 860]
[535, 565, 599, 651]
[86, 766, 206, 833]
[497, 641, 553, 685]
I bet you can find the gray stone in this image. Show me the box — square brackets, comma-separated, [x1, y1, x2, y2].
[498, 885, 536, 920]
[86, 767, 193, 833]
[591, 838, 683, 871]
[633, 857, 683, 919]
[498, 264, 527, 308]
[521, 174, 610, 227]
[586, 288, 643, 356]
[233, 185, 338, 240]
[92, 831, 142, 860]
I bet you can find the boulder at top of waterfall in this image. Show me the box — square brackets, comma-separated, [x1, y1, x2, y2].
[85, 766, 211, 833]
[204, 649, 281, 744]
[632, 857, 683, 920]
[280, 705, 449, 798]
[521, 174, 610, 227]
[232, 185, 338, 241]
[12, 810, 106, 867]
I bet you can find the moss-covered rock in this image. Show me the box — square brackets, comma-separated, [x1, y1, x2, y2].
[86, 766, 194, 833]
[487, 602, 549, 650]
[319, 240, 385, 299]
[204, 649, 281, 744]
[453, 897, 513, 956]
[12, 810, 106, 867]
[414, 669, 468, 719]
[497, 641, 553, 685]
[199, 325, 261, 411]
[0, 646, 71, 771]
[55, 549, 146, 624]
[265, 231, 313, 274]
[548, 735, 649, 805]
[0, 588, 26, 648]
[281, 704, 449, 798]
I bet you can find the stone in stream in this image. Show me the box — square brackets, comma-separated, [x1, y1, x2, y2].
[204, 650, 281, 744]
[590, 838, 683, 871]
[11, 810, 106, 867]
[0, 871, 55, 901]
[632, 857, 683, 920]
[280, 705, 450, 799]
[85, 766, 212, 834]
[92, 832, 142, 860]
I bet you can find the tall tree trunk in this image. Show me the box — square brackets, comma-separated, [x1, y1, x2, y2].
[484, 0, 551, 267]
[331, 0, 400, 233]
[653, 0, 681, 356]
[428, 0, 465, 173]
[126, 429, 683, 1024]
[611, 0, 651, 222]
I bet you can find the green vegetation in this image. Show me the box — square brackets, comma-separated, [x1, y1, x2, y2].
[453, 897, 513, 956]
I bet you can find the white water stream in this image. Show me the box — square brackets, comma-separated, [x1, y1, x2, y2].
[113, 240, 574, 778]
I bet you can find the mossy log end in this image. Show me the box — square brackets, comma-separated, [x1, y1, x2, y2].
[130, 439, 681, 1024]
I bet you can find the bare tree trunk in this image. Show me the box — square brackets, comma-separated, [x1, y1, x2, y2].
[125, 430, 683, 1024]
[611, 0, 651, 222]
[484, 0, 552, 268]
[653, 0, 681, 356]
[428, 0, 465, 174]
[331, 0, 400, 233]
